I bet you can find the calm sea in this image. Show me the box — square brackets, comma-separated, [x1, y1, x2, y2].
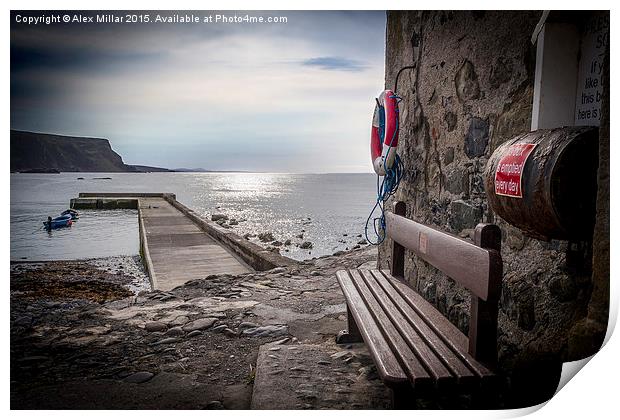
[10, 172, 377, 261]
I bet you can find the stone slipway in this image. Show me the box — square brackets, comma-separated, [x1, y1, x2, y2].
[71, 193, 295, 291]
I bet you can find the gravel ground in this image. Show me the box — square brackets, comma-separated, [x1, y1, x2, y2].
[10, 246, 390, 409]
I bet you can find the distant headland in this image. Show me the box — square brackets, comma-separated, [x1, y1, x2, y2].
[10, 130, 171, 173]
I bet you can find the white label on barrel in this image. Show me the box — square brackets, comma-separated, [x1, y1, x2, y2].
[494, 143, 537, 198]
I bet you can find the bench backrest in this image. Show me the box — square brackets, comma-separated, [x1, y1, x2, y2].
[385, 201, 503, 366]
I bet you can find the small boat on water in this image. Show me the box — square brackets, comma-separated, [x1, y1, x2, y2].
[61, 209, 80, 220]
[43, 214, 73, 230]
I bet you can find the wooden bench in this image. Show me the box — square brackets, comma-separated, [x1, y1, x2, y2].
[336, 201, 503, 408]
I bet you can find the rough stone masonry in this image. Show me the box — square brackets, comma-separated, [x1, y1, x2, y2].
[378, 11, 609, 406]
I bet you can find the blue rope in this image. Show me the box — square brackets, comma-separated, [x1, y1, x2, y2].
[365, 95, 404, 245]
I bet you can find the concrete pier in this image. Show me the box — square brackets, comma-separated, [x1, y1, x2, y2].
[71, 193, 294, 291]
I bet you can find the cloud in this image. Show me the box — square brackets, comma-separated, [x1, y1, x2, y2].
[301, 56, 367, 72]
[10, 11, 386, 172]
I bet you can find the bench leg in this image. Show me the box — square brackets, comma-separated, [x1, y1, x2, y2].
[336, 307, 363, 344]
[391, 384, 415, 409]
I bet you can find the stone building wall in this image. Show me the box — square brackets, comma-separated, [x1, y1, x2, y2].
[379, 11, 609, 404]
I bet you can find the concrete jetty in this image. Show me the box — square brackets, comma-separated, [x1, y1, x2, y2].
[70, 193, 294, 291]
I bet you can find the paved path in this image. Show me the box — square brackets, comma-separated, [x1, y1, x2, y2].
[139, 198, 252, 291]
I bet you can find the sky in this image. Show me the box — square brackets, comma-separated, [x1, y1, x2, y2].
[11, 11, 386, 172]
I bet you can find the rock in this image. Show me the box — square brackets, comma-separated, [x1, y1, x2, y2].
[271, 267, 286, 274]
[258, 232, 275, 242]
[444, 112, 457, 132]
[357, 239, 368, 245]
[444, 166, 470, 195]
[182, 317, 218, 332]
[169, 316, 190, 327]
[455, 60, 480, 102]
[212, 325, 228, 333]
[223, 328, 238, 338]
[166, 327, 185, 337]
[443, 147, 455, 165]
[489, 56, 513, 89]
[449, 200, 482, 232]
[206, 400, 224, 409]
[310, 271, 321, 276]
[284, 239, 292, 246]
[152, 337, 180, 346]
[241, 324, 288, 338]
[549, 275, 578, 303]
[299, 241, 313, 249]
[330, 350, 349, 359]
[296, 233, 304, 239]
[211, 214, 228, 222]
[271, 240, 283, 247]
[124, 371, 154, 383]
[187, 330, 202, 337]
[239, 321, 259, 329]
[228, 219, 239, 226]
[144, 321, 167, 332]
[464, 117, 489, 158]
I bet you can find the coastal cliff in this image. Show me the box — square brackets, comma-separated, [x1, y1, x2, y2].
[10, 130, 168, 173]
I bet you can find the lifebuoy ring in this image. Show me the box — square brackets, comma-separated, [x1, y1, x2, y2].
[370, 89, 399, 175]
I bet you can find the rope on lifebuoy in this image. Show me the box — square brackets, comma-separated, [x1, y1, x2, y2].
[365, 90, 404, 245]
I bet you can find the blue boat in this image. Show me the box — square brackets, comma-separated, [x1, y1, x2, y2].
[43, 214, 73, 229]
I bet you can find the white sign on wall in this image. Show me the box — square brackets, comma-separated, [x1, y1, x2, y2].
[574, 15, 609, 126]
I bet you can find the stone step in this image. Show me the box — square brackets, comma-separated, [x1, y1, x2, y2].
[251, 342, 390, 409]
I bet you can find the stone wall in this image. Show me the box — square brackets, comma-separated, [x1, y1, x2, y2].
[379, 11, 609, 405]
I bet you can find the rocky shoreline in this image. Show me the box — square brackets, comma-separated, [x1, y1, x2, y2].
[10, 247, 395, 409]
[209, 212, 369, 257]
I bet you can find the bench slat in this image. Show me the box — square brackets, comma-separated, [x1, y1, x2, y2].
[361, 269, 476, 386]
[379, 269, 495, 380]
[385, 212, 493, 300]
[336, 270, 409, 387]
[348, 270, 434, 390]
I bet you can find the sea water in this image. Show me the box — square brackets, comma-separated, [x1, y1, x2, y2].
[10, 172, 377, 261]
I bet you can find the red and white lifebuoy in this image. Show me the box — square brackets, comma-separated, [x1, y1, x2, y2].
[370, 89, 399, 176]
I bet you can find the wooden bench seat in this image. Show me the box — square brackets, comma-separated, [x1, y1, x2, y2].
[336, 202, 503, 408]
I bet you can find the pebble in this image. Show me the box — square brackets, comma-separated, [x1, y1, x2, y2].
[240, 325, 288, 338]
[182, 317, 218, 332]
[187, 330, 202, 337]
[124, 371, 154, 383]
[212, 324, 228, 333]
[206, 400, 224, 409]
[169, 316, 190, 327]
[330, 350, 349, 359]
[223, 328, 238, 338]
[166, 327, 185, 337]
[144, 321, 167, 332]
[310, 271, 321, 276]
[153, 337, 180, 346]
[271, 267, 286, 274]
